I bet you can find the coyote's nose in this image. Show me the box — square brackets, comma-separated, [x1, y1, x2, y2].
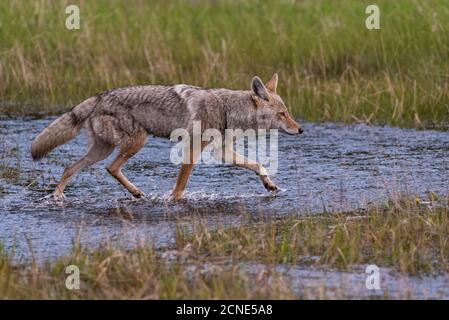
[298, 128, 304, 135]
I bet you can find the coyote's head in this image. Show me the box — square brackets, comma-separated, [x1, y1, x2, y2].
[251, 73, 303, 135]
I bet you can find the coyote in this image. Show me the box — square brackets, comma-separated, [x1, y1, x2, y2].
[31, 73, 302, 200]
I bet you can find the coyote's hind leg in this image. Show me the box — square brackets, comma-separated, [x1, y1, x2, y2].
[106, 130, 147, 198]
[54, 139, 115, 200]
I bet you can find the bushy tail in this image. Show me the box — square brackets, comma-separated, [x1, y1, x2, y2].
[31, 98, 95, 160]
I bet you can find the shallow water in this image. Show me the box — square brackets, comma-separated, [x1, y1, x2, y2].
[0, 118, 448, 260]
[246, 263, 449, 299]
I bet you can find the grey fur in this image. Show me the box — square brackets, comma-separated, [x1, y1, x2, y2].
[31, 75, 301, 198]
[34, 82, 296, 152]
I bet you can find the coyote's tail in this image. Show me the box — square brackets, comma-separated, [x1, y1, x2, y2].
[31, 98, 95, 160]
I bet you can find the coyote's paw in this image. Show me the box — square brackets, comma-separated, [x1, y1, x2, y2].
[52, 190, 66, 201]
[132, 189, 146, 199]
[260, 175, 280, 193]
[266, 183, 280, 193]
[171, 191, 184, 202]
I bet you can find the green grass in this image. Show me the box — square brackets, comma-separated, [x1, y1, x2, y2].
[1, 0, 449, 128]
[0, 197, 447, 299]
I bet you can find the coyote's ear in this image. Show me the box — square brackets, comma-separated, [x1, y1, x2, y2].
[251, 76, 269, 101]
[265, 73, 278, 93]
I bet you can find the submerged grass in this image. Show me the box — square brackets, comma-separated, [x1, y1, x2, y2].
[0, 197, 448, 299]
[1, 0, 449, 127]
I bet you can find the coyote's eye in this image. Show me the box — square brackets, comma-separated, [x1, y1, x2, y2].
[279, 112, 287, 118]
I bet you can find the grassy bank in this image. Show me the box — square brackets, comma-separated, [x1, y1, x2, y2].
[1, 197, 447, 299]
[1, 0, 449, 128]
[0, 245, 292, 299]
[177, 197, 449, 275]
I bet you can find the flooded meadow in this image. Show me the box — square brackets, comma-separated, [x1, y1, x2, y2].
[1, 117, 448, 299]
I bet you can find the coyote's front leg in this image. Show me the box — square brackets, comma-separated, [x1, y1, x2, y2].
[218, 146, 279, 192]
[172, 141, 208, 201]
